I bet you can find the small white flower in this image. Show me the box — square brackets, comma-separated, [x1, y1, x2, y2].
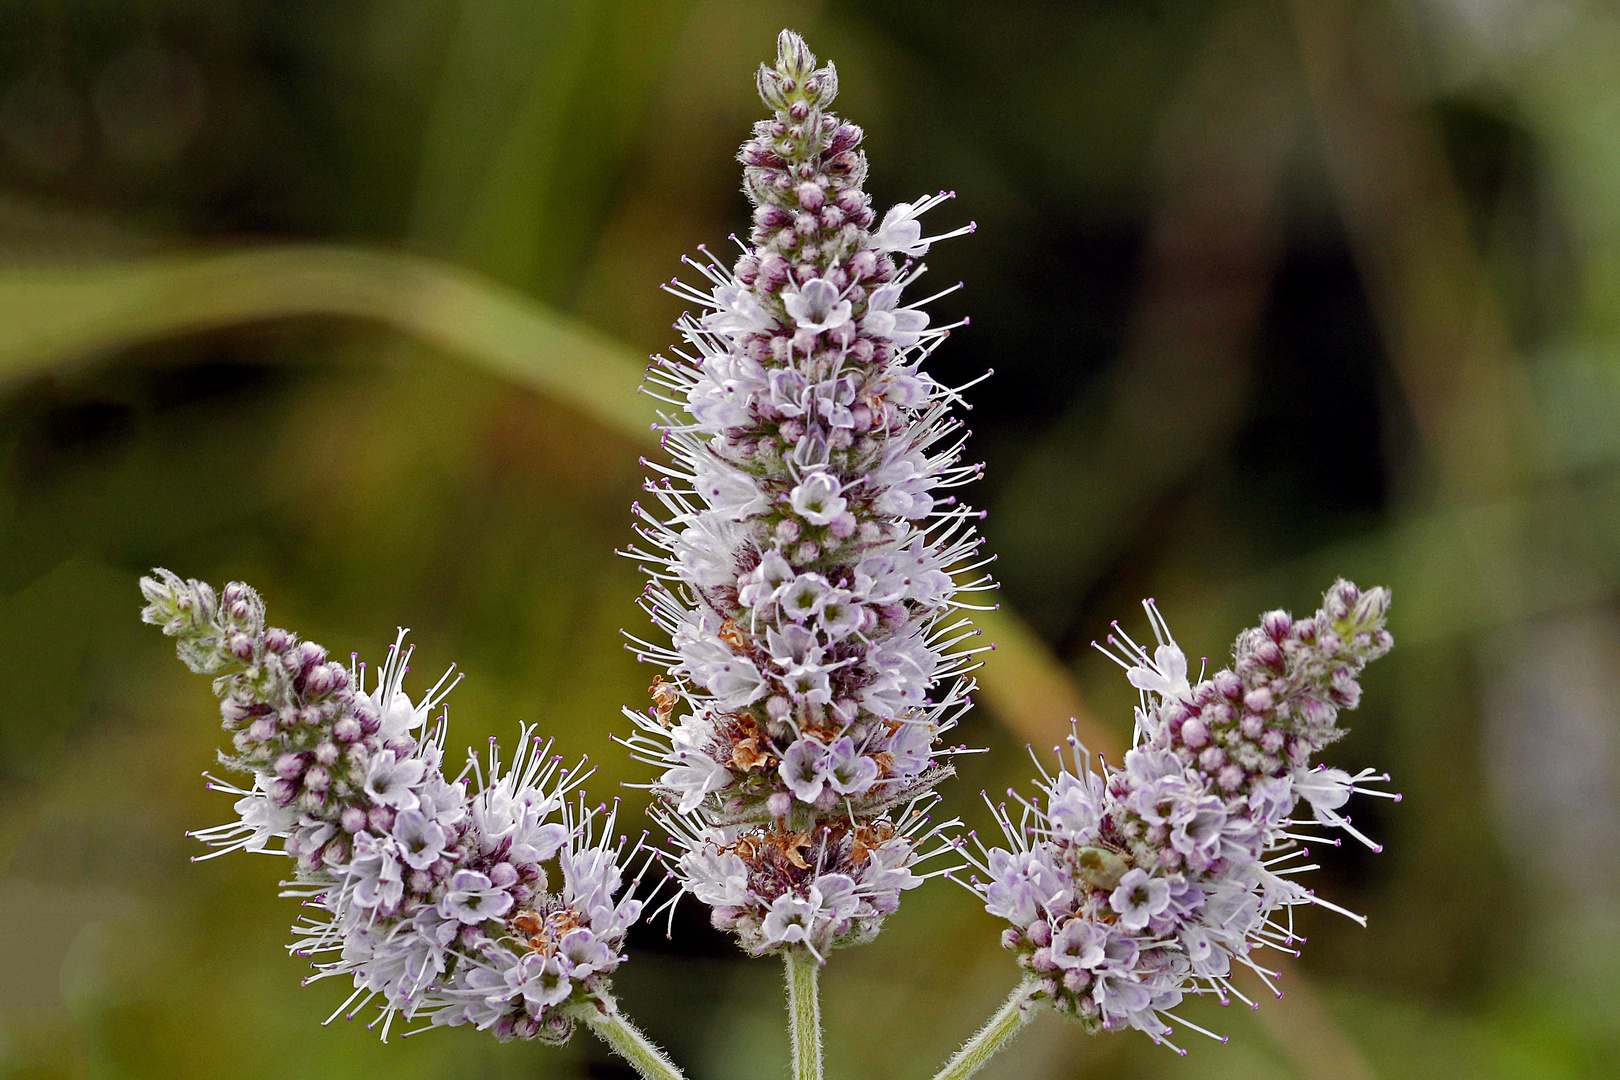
[703, 282, 775, 336]
[1108, 868, 1172, 931]
[439, 869, 514, 924]
[789, 470, 847, 525]
[782, 278, 852, 332]
[871, 192, 974, 257]
[364, 749, 427, 812]
[761, 890, 820, 945]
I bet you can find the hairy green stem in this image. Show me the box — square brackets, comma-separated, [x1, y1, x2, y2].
[573, 997, 685, 1080]
[931, 980, 1045, 1080]
[785, 948, 823, 1080]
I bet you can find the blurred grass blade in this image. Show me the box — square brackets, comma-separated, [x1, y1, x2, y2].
[0, 245, 651, 441]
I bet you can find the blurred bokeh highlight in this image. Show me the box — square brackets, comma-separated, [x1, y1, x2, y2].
[1, 0, 1617, 1077]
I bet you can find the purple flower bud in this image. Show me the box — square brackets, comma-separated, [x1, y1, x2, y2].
[304, 664, 336, 696]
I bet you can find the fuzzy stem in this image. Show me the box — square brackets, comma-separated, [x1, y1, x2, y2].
[575, 997, 686, 1080]
[931, 980, 1045, 1080]
[785, 948, 823, 1080]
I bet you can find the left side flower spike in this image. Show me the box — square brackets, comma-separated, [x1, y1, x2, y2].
[141, 570, 648, 1045]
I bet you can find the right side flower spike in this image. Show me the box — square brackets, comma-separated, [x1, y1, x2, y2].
[961, 580, 1395, 1053]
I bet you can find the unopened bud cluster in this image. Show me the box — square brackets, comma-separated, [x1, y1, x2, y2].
[963, 581, 1396, 1052]
[625, 30, 981, 958]
[142, 570, 644, 1042]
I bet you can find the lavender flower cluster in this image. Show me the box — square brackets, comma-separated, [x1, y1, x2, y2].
[141, 570, 644, 1042]
[622, 31, 983, 957]
[964, 581, 1396, 1051]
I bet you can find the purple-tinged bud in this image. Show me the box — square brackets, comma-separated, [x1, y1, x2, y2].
[333, 716, 361, 743]
[264, 627, 293, 653]
[247, 718, 276, 743]
[794, 540, 819, 562]
[1217, 764, 1245, 791]
[431, 857, 455, 879]
[304, 766, 331, 793]
[767, 792, 792, 817]
[1031, 947, 1058, 974]
[275, 752, 304, 780]
[268, 778, 298, 806]
[490, 862, 519, 888]
[1000, 927, 1023, 950]
[827, 123, 862, 155]
[1180, 717, 1209, 748]
[1214, 670, 1243, 699]
[1243, 687, 1274, 713]
[408, 869, 432, 894]
[1240, 713, 1265, 739]
[368, 806, 394, 833]
[229, 633, 254, 660]
[305, 664, 336, 696]
[341, 806, 367, 833]
[1062, 968, 1092, 993]
[1028, 919, 1052, 947]
[775, 518, 801, 545]
[320, 836, 348, 867]
[796, 181, 825, 211]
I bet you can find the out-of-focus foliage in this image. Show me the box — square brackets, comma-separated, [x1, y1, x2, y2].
[2, 0, 1619, 1078]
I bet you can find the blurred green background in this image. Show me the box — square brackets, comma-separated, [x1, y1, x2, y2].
[1, 0, 1617, 1077]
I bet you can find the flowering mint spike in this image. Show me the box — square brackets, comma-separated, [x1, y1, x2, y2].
[960, 581, 1394, 1049]
[141, 571, 658, 1051]
[625, 28, 984, 961]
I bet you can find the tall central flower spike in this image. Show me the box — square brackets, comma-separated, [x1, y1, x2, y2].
[140, 571, 665, 1057]
[958, 581, 1396, 1056]
[622, 30, 985, 960]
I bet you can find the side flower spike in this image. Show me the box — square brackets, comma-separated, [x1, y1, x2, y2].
[140, 570, 675, 1069]
[957, 580, 1396, 1054]
[623, 28, 987, 960]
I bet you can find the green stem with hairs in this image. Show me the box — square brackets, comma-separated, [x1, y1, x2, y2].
[573, 996, 686, 1080]
[785, 947, 823, 1080]
[931, 980, 1046, 1080]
